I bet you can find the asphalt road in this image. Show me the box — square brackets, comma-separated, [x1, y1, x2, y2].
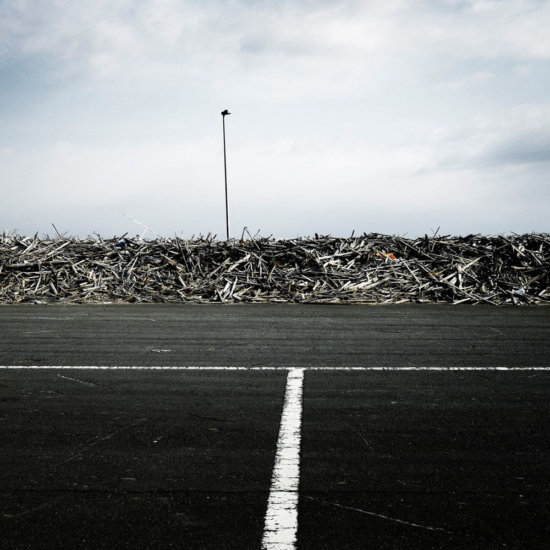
[1, 304, 550, 549]
[1, 303, 549, 367]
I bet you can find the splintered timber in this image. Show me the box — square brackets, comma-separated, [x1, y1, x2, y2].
[0, 232, 548, 305]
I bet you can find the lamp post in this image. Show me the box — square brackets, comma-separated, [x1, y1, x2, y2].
[221, 109, 231, 240]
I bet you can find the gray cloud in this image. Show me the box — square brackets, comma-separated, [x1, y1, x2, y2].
[483, 131, 550, 166]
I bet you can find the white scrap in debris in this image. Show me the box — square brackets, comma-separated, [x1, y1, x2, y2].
[261, 368, 304, 550]
[151, 349, 172, 353]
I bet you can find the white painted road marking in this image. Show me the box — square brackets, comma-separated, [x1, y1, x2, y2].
[261, 368, 304, 550]
[2, 363, 549, 547]
[0, 366, 549, 371]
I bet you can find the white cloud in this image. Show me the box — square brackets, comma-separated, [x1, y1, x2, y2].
[513, 64, 530, 75]
[436, 70, 495, 92]
[2, 0, 549, 97]
[1, 0, 549, 237]
[414, 0, 550, 60]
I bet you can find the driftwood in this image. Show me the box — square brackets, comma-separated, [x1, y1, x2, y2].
[0, 231, 548, 305]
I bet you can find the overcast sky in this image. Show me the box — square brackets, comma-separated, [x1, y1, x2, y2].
[1, 0, 549, 239]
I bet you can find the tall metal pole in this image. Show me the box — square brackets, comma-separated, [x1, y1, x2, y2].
[221, 109, 231, 240]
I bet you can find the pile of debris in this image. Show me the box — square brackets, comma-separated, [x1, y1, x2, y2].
[1, 232, 548, 305]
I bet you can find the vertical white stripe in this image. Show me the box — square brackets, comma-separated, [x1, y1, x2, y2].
[261, 368, 305, 550]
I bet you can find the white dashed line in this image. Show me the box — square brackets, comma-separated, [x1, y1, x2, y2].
[261, 368, 304, 550]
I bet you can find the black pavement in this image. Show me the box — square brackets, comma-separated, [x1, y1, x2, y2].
[0, 303, 549, 368]
[1, 304, 549, 549]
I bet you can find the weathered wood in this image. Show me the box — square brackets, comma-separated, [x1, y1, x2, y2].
[0, 231, 548, 304]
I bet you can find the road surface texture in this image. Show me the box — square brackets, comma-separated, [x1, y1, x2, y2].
[1, 304, 549, 549]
